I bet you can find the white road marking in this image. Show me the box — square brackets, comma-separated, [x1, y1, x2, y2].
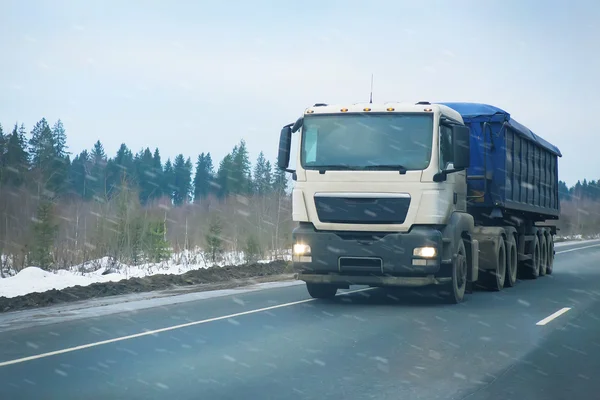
[536, 307, 572, 326]
[0, 287, 374, 368]
[556, 243, 600, 254]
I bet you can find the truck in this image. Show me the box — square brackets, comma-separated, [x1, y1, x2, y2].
[277, 101, 561, 303]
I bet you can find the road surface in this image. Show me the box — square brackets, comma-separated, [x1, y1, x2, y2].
[1, 241, 600, 399]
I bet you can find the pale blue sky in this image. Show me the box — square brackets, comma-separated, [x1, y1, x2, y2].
[1, 0, 598, 185]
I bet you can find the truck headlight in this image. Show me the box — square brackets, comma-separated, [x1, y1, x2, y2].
[413, 246, 437, 258]
[293, 243, 311, 255]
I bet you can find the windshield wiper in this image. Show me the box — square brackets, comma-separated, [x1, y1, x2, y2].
[362, 165, 408, 174]
[314, 165, 354, 174]
[312, 165, 408, 175]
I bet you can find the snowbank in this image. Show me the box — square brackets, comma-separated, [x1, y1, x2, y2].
[0, 251, 292, 299]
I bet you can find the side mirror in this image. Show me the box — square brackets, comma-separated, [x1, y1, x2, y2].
[452, 125, 471, 170]
[277, 125, 293, 171]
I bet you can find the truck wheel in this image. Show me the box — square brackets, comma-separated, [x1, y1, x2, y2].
[504, 234, 518, 287]
[479, 238, 506, 291]
[539, 236, 548, 276]
[441, 239, 468, 304]
[523, 236, 540, 279]
[306, 283, 338, 299]
[546, 235, 554, 275]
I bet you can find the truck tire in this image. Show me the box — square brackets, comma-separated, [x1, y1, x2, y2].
[440, 239, 468, 304]
[479, 238, 506, 291]
[504, 234, 518, 287]
[306, 283, 338, 299]
[539, 235, 548, 276]
[523, 236, 540, 279]
[546, 235, 554, 275]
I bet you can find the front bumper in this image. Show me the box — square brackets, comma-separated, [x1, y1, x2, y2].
[292, 223, 445, 279]
[296, 273, 451, 288]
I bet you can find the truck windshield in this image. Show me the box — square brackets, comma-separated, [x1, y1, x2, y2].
[301, 113, 434, 171]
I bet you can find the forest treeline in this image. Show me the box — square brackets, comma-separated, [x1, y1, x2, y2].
[0, 118, 595, 275]
[0, 119, 290, 276]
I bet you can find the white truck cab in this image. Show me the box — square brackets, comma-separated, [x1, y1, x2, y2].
[277, 101, 476, 303]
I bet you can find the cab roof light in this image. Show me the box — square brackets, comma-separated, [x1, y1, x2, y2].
[341, 108, 348, 112]
[363, 107, 371, 112]
[386, 107, 395, 111]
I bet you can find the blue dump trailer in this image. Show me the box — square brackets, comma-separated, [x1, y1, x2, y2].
[439, 103, 561, 221]
[279, 101, 562, 303]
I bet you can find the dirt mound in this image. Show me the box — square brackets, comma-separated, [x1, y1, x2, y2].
[0, 260, 296, 313]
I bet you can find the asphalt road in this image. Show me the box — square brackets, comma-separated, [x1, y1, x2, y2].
[1, 241, 600, 400]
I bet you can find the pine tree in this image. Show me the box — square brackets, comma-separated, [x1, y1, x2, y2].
[29, 118, 69, 196]
[91, 140, 106, 161]
[144, 219, 171, 262]
[193, 152, 214, 202]
[29, 118, 54, 167]
[69, 150, 91, 199]
[135, 147, 156, 204]
[51, 119, 69, 157]
[2, 124, 29, 186]
[151, 148, 164, 200]
[31, 199, 57, 269]
[106, 143, 134, 196]
[0, 124, 5, 183]
[89, 140, 107, 200]
[272, 167, 288, 194]
[231, 140, 252, 194]
[172, 154, 192, 206]
[253, 151, 272, 196]
[216, 153, 233, 199]
[163, 158, 175, 201]
[205, 215, 223, 262]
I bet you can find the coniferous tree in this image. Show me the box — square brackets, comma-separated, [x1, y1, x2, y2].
[216, 153, 234, 199]
[2, 124, 29, 186]
[253, 151, 273, 196]
[69, 150, 91, 199]
[272, 166, 288, 194]
[151, 148, 164, 200]
[31, 199, 57, 269]
[172, 154, 192, 206]
[231, 140, 252, 194]
[89, 140, 107, 199]
[193, 152, 214, 202]
[163, 158, 175, 201]
[0, 123, 5, 179]
[135, 147, 156, 204]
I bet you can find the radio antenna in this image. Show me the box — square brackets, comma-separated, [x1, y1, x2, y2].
[369, 74, 374, 104]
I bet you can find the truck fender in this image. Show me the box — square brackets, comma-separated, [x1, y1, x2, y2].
[440, 212, 475, 273]
[472, 226, 507, 271]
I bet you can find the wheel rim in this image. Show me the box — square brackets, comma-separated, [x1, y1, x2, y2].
[510, 243, 517, 279]
[534, 243, 540, 275]
[541, 241, 547, 275]
[457, 253, 467, 289]
[498, 243, 506, 282]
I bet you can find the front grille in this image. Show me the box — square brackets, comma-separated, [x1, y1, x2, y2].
[315, 194, 410, 224]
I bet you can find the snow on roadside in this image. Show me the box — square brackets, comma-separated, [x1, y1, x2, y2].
[0, 251, 292, 299]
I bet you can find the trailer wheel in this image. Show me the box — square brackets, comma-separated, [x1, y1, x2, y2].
[523, 236, 540, 279]
[306, 283, 338, 299]
[479, 238, 506, 291]
[546, 235, 554, 275]
[440, 239, 467, 304]
[504, 234, 518, 287]
[539, 236, 548, 276]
